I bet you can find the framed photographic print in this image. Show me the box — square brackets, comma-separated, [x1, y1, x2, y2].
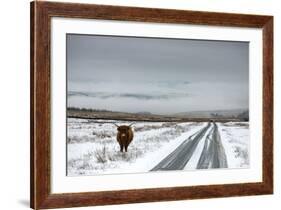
[30, 1, 273, 209]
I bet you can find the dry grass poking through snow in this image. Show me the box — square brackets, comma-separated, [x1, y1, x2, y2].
[67, 119, 199, 175]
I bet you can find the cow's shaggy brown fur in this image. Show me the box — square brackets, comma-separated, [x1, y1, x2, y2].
[116, 125, 134, 152]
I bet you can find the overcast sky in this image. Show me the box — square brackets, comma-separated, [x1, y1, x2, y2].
[67, 34, 249, 114]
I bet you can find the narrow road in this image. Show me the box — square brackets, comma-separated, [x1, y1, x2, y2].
[151, 122, 228, 171]
[196, 123, 228, 169]
[150, 123, 211, 171]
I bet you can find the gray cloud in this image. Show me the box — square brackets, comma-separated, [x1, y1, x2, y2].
[67, 34, 249, 114]
[68, 91, 189, 100]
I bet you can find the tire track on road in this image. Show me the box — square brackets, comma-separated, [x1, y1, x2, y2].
[196, 123, 228, 169]
[150, 123, 211, 171]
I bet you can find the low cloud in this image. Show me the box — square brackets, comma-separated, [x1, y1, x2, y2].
[68, 91, 189, 100]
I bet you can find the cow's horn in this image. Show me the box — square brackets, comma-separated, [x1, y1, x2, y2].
[128, 122, 135, 127]
[112, 123, 119, 127]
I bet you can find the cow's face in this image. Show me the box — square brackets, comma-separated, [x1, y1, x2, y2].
[117, 126, 130, 138]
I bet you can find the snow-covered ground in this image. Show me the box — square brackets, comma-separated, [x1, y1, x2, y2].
[217, 122, 249, 168]
[67, 118, 249, 176]
[67, 118, 205, 176]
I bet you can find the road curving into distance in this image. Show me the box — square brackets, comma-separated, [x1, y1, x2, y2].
[151, 122, 228, 171]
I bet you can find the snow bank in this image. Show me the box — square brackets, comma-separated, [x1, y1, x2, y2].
[217, 122, 249, 168]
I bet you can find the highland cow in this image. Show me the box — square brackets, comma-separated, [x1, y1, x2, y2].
[114, 123, 134, 152]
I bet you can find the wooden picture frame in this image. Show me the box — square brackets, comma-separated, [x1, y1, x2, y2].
[30, 1, 273, 209]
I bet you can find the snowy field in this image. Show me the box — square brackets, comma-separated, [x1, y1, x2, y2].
[67, 118, 249, 176]
[218, 122, 250, 168]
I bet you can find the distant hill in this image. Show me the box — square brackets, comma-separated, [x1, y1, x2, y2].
[67, 107, 246, 122]
[237, 110, 249, 120]
[174, 109, 249, 120]
[136, 111, 152, 115]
